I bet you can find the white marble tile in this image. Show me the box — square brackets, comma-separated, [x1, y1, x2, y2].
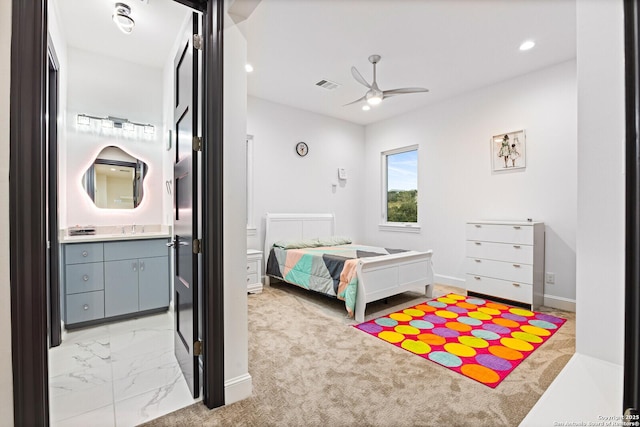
[111, 348, 176, 381]
[49, 337, 111, 377]
[52, 404, 115, 427]
[110, 328, 174, 363]
[50, 381, 114, 424]
[61, 324, 110, 345]
[113, 358, 182, 401]
[49, 364, 113, 398]
[114, 375, 195, 426]
[107, 311, 173, 338]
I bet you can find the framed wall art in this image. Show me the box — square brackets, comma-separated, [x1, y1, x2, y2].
[492, 129, 526, 172]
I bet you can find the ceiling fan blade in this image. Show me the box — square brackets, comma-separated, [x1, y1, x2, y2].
[343, 95, 366, 106]
[351, 67, 371, 89]
[382, 87, 429, 98]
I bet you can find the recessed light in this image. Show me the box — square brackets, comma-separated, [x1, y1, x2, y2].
[245, 63, 254, 73]
[362, 105, 370, 111]
[519, 40, 535, 51]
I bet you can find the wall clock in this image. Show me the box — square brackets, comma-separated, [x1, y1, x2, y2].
[295, 141, 309, 157]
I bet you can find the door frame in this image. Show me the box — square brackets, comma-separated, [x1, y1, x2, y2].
[624, 0, 640, 416]
[9, 1, 225, 425]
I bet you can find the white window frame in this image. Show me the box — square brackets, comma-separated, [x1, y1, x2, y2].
[246, 135, 256, 236]
[379, 144, 421, 233]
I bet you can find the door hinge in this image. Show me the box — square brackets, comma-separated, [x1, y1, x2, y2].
[193, 34, 203, 50]
[193, 136, 202, 152]
[194, 340, 203, 356]
[193, 238, 202, 254]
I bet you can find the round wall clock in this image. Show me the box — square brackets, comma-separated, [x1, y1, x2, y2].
[295, 141, 309, 157]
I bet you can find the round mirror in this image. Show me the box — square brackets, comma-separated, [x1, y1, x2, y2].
[82, 146, 148, 209]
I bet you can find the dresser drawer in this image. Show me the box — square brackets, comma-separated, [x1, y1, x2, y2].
[65, 263, 104, 294]
[466, 274, 533, 304]
[466, 223, 533, 245]
[66, 291, 105, 324]
[65, 242, 104, 265]
[104, 238, 169, 261]
[466, 257, 533, 284]
[465, 241, 533, 264]
[247, 260, 258, 274]
[247, 273, 259, 285]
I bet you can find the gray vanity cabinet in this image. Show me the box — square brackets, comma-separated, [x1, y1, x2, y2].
[63, 238, 170, 327]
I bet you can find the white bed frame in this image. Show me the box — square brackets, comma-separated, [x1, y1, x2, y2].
[263, 213, 434, 322]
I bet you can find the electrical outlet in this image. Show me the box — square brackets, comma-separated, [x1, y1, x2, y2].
[545, 272, 555, 284]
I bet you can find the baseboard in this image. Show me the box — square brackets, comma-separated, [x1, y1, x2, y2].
[543, 294, 576, 312]
[224, 373, 252, 405]
[434, 274, 466, 289]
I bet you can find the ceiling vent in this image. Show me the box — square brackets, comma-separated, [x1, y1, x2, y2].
[315, 79, 340, 91]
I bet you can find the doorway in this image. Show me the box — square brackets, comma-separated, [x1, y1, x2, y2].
[9, 0, 225, 425]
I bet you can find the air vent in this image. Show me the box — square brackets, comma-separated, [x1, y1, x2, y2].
[315, 79, 340, 91]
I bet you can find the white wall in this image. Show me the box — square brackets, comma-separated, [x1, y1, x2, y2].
[363, 61, 577, 308]
[246, 96, 367, 251]
[576, 0, 625, 365]
[0, 1, 14, 425]
[223, 3, 252, 404]
[63, 48, 167, 228]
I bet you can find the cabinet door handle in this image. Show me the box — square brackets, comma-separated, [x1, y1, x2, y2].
[140, 261, 145, 271]
[474, 242, 481, 246]
[132, 261, 137, 272]
[513, 245, 521, 249]
[512, 283, 521, 287]
[474, 276, 481, 280]
[247, 265, 250, 270]
[474, 259, 481, 263]
[83, 304, 89, 310]
[513, 264, 521, 268]
[82, 250, 88, 257]
[474, 224, 481, 228]
[246, 277, 250, 282]
[513, 226, 521, 230]
[83, 274, 89, 282]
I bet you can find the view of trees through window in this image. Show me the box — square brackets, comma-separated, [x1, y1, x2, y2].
[386, 148, 418, 223]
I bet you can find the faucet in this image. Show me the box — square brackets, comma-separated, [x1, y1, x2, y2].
[132, 223, 136, 234]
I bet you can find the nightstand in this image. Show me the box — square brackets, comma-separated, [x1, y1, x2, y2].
[246, 249, 263, 294]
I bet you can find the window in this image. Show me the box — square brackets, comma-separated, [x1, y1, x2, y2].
[382, 145, 419, 228]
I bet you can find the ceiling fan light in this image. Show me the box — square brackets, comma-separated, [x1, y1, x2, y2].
[112, 3, 134, 35]
[367, 96, 382, 106]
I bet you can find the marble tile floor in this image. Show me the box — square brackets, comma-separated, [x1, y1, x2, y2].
[49, 311, 199, 427]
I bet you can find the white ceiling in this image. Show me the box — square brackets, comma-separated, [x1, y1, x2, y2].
[54, 0, 190, 68]
[241, 0, 576, 125]
[54, 0, 576, 126]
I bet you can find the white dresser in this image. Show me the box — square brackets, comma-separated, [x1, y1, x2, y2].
[465, 220, 544, 309]
[246, 249, 263, 294]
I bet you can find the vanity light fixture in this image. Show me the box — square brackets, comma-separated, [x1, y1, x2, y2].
[112, 3, 135, 35]
[76, 114, 154, 134]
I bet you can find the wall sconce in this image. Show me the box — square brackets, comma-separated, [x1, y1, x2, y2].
[77, 114, 154, 135]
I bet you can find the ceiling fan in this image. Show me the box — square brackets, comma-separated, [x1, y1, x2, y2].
[345, 54, 429, 107]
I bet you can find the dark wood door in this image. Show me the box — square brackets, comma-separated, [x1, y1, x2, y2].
[172, 12, 201, 399]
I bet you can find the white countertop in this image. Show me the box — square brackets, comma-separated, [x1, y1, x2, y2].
[60, 232, 171, 244]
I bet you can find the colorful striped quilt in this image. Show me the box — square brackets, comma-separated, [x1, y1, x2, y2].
[266, 244, 408, 317]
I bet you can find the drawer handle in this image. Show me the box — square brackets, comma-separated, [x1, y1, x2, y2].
[247, 265, 250, 270]
[513, 264, 521, 268]
[474, 242, 481, 246]
[82, 250, 88, 257]
[247, 277, 250, 282]
[513, 226, 521, 230]
[83, 304, 89, 310]
[512, 283, 521, 287]
[83, 274, 89, 282]
[474, 259, 481, 263]
[513, 245, 521, 249]
[474, 276, 481, 280]
[474, 224, 481, 228]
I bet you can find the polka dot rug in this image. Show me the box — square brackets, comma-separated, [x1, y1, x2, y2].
[354, 294, 566, 388]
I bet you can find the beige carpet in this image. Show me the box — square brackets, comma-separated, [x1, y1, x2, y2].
[144, 282, 575, 427]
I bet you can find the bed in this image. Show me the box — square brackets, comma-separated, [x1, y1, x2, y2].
[263, 213, 434, 322]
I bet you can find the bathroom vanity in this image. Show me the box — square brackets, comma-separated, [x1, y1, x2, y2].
[60, 231, 171, 328]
